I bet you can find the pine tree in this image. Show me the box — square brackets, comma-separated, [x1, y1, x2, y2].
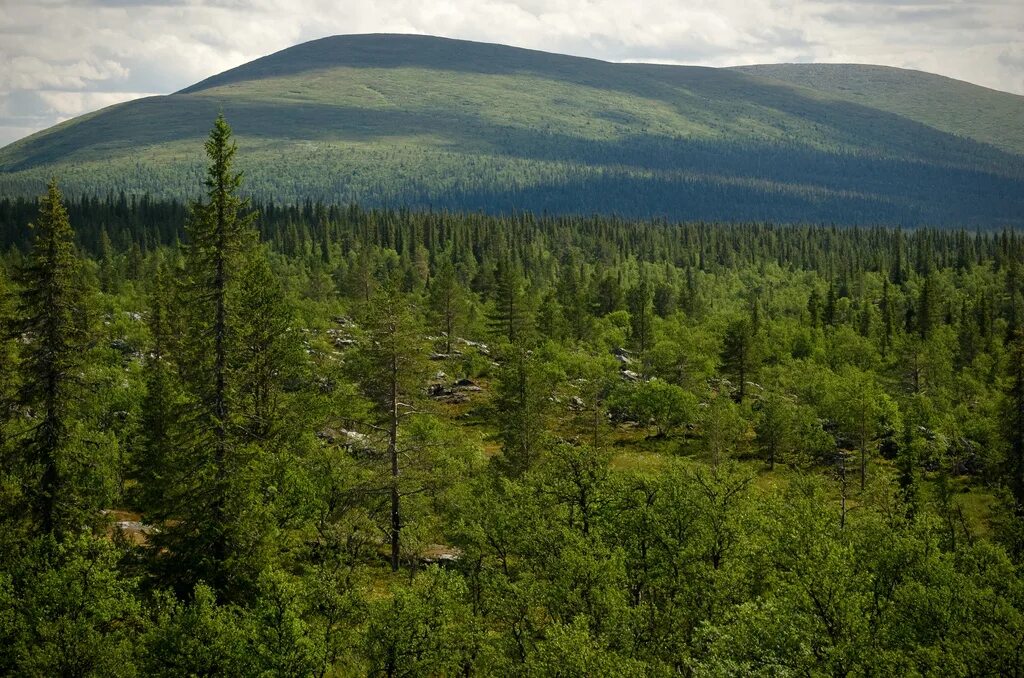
[880, 277, 894, 355]
[353, 279, 428, 571]
[427, 257, 466, 355]
[720, 317, 756, 403]
[627, 274, 654, 372]
[15, 180, 93, 536]
[488, 257, 528, 343]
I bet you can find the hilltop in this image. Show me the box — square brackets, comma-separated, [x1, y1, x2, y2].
[1, 34, 1022, 226]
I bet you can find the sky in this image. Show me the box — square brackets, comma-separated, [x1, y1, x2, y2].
[1, 0, 1022, 147]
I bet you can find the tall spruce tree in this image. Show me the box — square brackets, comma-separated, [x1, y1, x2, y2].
[232, 251, 301, 444]
[157, 115, 259, 596]
[15, 180, 93, 536]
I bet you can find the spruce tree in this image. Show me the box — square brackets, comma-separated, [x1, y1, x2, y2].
[98, 228, 119, 294]
[136, 258, 181, 512]
[493, 345, 556, 477]
[158, 115, 259, 595]
[880, 277, 894, 355]
[15, 180, 93, 536]
[917, 274, 937, 340]
[232, 251, 301, 444]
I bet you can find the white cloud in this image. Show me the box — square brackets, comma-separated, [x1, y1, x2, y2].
[0, 0, 1021, 146]
[37, 90, 159, 119]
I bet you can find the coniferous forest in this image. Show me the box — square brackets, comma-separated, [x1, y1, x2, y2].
[1, 116, 1024, 676]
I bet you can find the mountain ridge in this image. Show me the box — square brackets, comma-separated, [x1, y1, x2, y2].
[1, 33, 1022, 227]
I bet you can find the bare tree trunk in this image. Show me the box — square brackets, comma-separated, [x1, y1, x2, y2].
[839, 450, 848, 529]
[859, 410, 867, 491]
[389, 351, 400, 572]
[445, 301, 453, 355]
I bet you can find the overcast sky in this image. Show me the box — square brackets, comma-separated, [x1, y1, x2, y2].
[1, 0, 1022, 147]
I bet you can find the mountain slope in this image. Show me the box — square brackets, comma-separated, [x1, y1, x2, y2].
[1, 34, 1022, 227]
[732, 63, 1024, 156]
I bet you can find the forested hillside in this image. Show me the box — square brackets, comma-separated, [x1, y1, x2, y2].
[1, 34, 1023, 227]
[1, 116, 1023, 676]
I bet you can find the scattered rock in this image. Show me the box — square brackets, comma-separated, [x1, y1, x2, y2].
[429, 378, 481, 402]
[326, 328, 357, 349]
[452, 378, 482, 392]
[420, 544, 462, 566]
[318, 427, 372, 452]
[456, 338, 490, 355]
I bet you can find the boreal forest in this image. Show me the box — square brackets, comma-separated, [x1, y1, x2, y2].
[0, 115, 1023, 676]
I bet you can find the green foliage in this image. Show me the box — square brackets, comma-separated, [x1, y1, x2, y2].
[364, 568, 477, 677]
[492, 344, 561, 476]
[1, 535, 142, 677]
[142, 584, 253, 676]
[720, 316, 758, 402]
[13, 180, 106, 537]
[609, 379, 699, 437]
[2, 118, 1024, 677]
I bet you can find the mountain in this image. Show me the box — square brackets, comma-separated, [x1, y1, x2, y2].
[1, 34, 1023, 227]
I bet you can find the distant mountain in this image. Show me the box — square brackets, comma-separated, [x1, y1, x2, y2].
[2, 34, 1022, 227]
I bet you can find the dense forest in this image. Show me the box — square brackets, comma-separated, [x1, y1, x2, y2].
[1, 116, 1023, 676]
[3, 133, 1022, 230]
